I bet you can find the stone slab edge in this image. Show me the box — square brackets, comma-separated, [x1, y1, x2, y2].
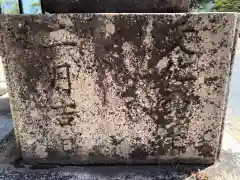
[216, 13, 240, 161]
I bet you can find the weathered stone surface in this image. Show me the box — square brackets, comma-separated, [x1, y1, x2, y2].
[0, 127, 239, 180]
[41, 0, 189, 13]
[0, 13, 238, 165]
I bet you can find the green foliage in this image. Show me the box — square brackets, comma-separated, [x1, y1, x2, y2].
[0, 0, 19, 14]
[214, 0, 240, 12]
[0, 1, 2, 13]
[190, 0, 211, 9]
[29, 0, 41, 14]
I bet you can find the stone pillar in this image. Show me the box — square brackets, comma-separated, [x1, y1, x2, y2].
[41, 0, 189, 13]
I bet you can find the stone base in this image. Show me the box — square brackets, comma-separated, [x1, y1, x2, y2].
[0, 123, 239, 179]
[0, 138, 239, 180]
[21, 156, 215, 166]
[0, 13, 238, 165]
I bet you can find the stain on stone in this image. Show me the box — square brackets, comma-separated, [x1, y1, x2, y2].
[176, 73, 197, 82]
[197, 143, 214, 157]
[46, 148, 62, 160]
[156, 145, 170, 155]
[204, 76, 219, 85]
[130, 146, 149, 160]
[135, 137, 141, 141]
[121, 85, 137, 98]
[88, 147, 107, 160]
[10, 156, 24, 169]
[177, 57, 194, 68]
[110, 136, 125, 146]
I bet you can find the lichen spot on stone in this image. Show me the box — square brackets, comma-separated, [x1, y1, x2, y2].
[106, 23, 115, 35]
[17, 22, 25, 29]
[35, 144, 48, 158]
[30, 109, 39, 119]
[110, 135, 125, 146]
[63, 140, 73, 151]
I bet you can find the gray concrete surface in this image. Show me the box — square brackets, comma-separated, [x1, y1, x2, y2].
[0, 94, 10, 113]
[0, 56, 7, 96]
[0, 114, 12, 141]
[0, 164, 206, 180]
[0, 93, 12, 142]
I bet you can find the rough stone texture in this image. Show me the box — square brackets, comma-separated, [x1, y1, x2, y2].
[41, 0, 189, 13]
[0, 125, 239, 180]
[0, 134, 239, 180]
[0, 13, 238, 165]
